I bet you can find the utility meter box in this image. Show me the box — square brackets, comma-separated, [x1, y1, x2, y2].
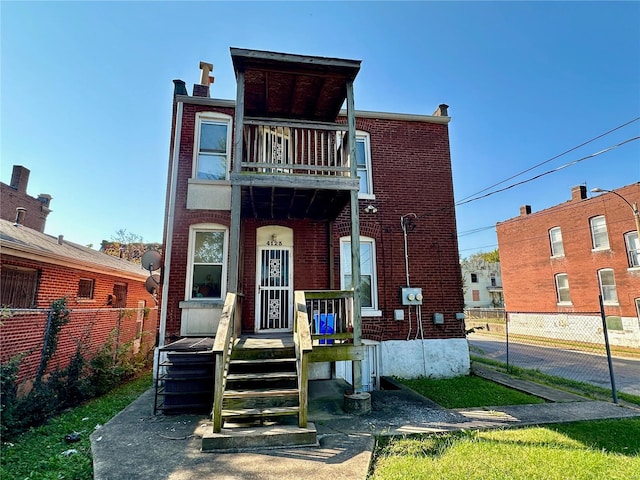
[400, 287, 423, 305]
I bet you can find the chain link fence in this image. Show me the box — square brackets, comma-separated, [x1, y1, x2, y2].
[464, 306, 640, 400]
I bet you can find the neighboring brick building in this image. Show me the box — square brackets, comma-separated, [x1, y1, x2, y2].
[159, 48, 467, 388]
[0, 217, 159, 388]
[496, 183, 640, 348]
[0, 165, 52, 232]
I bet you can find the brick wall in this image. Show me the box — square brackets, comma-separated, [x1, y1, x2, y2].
[163, 102, 464, 342]
[1, 307, 158, 388]
[496, 183, 640, 316]
[0, 165, 51, 233]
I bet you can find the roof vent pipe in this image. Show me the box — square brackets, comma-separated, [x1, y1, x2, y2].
[14, 207, 26, 226]
[58, 235, 64, 245]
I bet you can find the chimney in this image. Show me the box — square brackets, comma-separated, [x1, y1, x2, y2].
[10, 165, 30, 193]
[193, 61, 214, 98]
[571, 185, 587, 202]
[433, 104, 449, 116]
[14, 207, 26, 225]
[37, 194, 52, 209]
[173, 79, 188, 96]
[520, 205, 532, 216]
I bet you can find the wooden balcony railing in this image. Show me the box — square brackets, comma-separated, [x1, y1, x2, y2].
[242, 119, 351, 177]
[303, 290, 354, 345]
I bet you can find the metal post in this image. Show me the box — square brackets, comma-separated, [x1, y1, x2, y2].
[599, 295, 618, 404]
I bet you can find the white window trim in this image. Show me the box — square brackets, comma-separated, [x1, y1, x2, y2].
[554, 273, 572, 306]
[185, 223, 229, 302]
[590, 215, 610, 252]
[597, 268, 619, 306]
[624, 231, 640, 269]
[549, 226, 565, 258]
[340, 235, 381, 316]
[192, 112, 233, 181]
[356, 131, 374, 200]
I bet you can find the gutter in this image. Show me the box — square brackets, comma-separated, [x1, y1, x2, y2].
[158, 100, 183, 348]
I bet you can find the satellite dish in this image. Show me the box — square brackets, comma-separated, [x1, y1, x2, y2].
[145, 274, 160, 295]
[141, 250, 162, 272]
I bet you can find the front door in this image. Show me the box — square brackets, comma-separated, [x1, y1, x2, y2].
[255, 226, 294, 332]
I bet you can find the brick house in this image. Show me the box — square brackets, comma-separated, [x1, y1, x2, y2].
[1, 165, 52, 233]
[460, 258, 504, 308]
[496, 183, 640, 348]
[158, 48, 466, 440]
[0, 170, 159, 388]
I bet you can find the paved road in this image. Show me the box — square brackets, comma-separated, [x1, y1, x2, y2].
[468, 335, 640, 397]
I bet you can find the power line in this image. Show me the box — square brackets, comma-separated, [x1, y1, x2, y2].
[455, 136, 639, 207]
[456, 116, 640, 204]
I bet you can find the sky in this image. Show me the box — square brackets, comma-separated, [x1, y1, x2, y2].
[2, 1, 639, 255]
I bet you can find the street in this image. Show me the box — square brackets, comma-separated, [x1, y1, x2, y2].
[468, 335, 640, 397]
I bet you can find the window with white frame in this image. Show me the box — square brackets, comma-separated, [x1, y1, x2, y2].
[340, 236, 378, 313]
[554, 273, 571, 304]
[624, 231, 640, 268]
[188, 224, 228, 300]
[590, 215, 610, 250]
[549, 227, 564, 257]
[77, 278, 95, 300]
[355, 133, 373, 198]
[597, 268, 618, 305]
[194, 112, 232, 180]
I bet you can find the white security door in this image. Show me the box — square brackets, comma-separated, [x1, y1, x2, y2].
[256, 247, 293, 332]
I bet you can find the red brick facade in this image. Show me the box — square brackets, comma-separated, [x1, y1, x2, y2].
[162, 101, 465, 343]
[496, 183, 640, 316]
[1, 165, 52, 233]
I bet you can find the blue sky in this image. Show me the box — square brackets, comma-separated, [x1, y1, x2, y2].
[2, 1, 639, 255]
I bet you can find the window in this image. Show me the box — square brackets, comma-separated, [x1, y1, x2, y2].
[188, 224, 228, 300]
[0, 265, 39, 308]
[590, 216, 610, 250]
[112, 283, 128, 308]
[77, 278, 95, 299]
[472, 290, 480, 302]
[490, 274, 497, 287]
[340, 236, 378, 313]
[554, 273, 571, 304]
[470, 273, 478, 283]
[549, 227, 564, 257]
[624, 231, 640, 267]
[355, 133, 373, 198]
[194, 112, 232, 180]
[262, 126, 291, 172]
[597, 269, 618, 305]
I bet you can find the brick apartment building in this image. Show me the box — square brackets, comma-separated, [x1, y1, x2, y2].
[496, 183, 640, 348]
[158, 47, 467, 403]
[0, 165, 52, 232]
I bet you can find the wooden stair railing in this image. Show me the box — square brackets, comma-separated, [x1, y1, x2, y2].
[212, 292, 238, 433]
[293, 291, 313, 428]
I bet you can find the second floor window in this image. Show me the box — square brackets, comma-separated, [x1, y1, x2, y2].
[195, 113, 231, 181]
[549, 226, 564, 256]
[355, 133, 373, 198]
[470, 273, 478, 283]
[624, 231, 640, 268]
[598, 269, 618, 305]
[590, 215, 609, 250]
[554, 273, 571, 304]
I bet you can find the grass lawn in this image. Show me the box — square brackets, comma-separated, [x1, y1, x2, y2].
[396, 374, 546, 408]
[372, 374, 640, 479]
[371, 418, 640, 480]
[1, 371, 152, 480]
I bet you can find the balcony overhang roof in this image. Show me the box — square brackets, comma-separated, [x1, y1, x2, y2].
[230, 48, 361, 122]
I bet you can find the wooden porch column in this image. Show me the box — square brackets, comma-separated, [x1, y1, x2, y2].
[228, 69, 245, 294]
[346, 80, 363, 393]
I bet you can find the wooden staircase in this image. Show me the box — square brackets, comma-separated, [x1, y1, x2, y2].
[222, 337, 300, 424]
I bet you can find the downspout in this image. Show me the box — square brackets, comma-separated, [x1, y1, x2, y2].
[158, 101, 183, 349]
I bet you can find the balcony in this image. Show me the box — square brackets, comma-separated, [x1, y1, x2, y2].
[230, 48, 361, 221]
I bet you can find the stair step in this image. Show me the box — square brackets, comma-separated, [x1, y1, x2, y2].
[230, 358, 296, 365]
[223, 388, 299, 399]
[221, 406, 300, 418]
[227, 372, 297, 382]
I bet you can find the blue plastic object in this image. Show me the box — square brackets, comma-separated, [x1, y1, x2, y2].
[314, 313, 335, 344]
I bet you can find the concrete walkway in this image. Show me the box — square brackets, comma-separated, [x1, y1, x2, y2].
[91, 370, 640, 480]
